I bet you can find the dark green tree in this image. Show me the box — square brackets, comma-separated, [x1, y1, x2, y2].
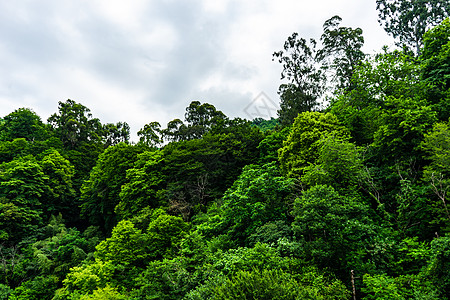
[292, 185, 376, 277]
[137, 121, 162, 147]
[422, 18, 450, 88]
[101, 122, 130, 147]
[207, 163, 295, 248]
[47, 100, 102, 150]
[0, 108, 49, 142]
[317, 15, 365, 91]
[371, 96, 437, 164]
[162, 101, 228, 142]
[47, 100, 107, 186]
[0, 156, 47, 242]
[80, 143, 145, 232]
[160, 119, 263, 219]
[257, 127, 291, 165]
[39, 149, 77, 222]
[184, 101, 228, 138]
[273, 33, 326, 126]
[329, 48, 425, 145]
[421, 17, 450, 119]
[116, 150, 166, 221]
[421, 121, 450, 232]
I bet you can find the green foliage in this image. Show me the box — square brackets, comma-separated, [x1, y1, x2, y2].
[95, 220, 148, 266]
[211, 269, 320, 300]
[3, 16, 450, 299]
[257, 127, 290, 164]
[0, 139, 29, 164]
[422, 18, 450, 120]
[273, 32, 325, 125]
[31, 216, 99, 278]
[0, 108, 49, 142]
[422, 121, 450, 177]
[251, 117, 279, 132]
[188, 267, 349, 300]
[421, 121, 450, 231]
[292, 185, 375, 274]
[145, 209, 189, 260]
[361, 272, 440, 300]
[0, 201, 42, 243]
[395, 180, 434, 238]
[0, 284, 11, 300]
[81, 143, 145, 231]
[424, 236, 450, 298]
[362, 273, 407, 300]
[79, 285, 128, 300]
[101, 122, 130, 147]
[372, 96, 437, 163]
[0, 244, 31, 288]
[301, 137, 366, 192]
[329, 49, 426, 147]
[116, 150, 166, 220]
[212, 243, 293, 276]
[9, 275, 59, 300]
[422, 18, 450, 90]
[376, 0, 449, 54]
[277, 84, 318, 126]
[278, 111, 349, 178]
[0, 156, 47, 242]
[273, 33, 325, 100]
[162, 101, 228, 142]
[162, 138, 221, 217]
[132, 257, 199, 300]
[0, 156, 47, 205]
[247, 220, 293, 246]
[215, 163, 295, 247]
[47, 99, 103, 150]
[39, 149, 77, 219]
[345, 49, 423, 106]
[186, 243, 349, 300]
[137, 121, 162, 147]
[55, 259, 119, 299]
[161, 121, 263, 218]
[317, 15, 365, 91]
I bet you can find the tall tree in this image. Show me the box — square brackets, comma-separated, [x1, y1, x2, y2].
[39, 149, 77, 221]
[137, 122, 162, 147]
[101, 122, 130, 147]
[48, 99, 103, 150]
[278, 111, 349, 178]
[216, 162, 295, 247]
[317, 15, 365, 91]
[273, 33, 325, 126]
[292, 184, 375, 277]
[0, 108, 49, 142]
[80, 143, 145, 232]
[0, 157, 47, 243]
[162, 101, 228, 142]
[376, 0, 449, 54]
[421, 17, 450, 108]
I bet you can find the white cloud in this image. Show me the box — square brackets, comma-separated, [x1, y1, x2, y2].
[0, 0, 393, 141]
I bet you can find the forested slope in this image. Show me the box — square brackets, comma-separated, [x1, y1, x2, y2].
[1, 5, 450, 300]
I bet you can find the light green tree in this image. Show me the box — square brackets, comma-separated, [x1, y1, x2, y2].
[278, 111, 349, 178]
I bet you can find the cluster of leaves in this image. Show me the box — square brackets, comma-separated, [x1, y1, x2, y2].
[1, 7, 450, 300]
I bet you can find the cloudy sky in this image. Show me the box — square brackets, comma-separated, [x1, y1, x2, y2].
[0, 0, 394, 140]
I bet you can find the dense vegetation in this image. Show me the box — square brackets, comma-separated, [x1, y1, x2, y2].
[1, 3, 450, 299]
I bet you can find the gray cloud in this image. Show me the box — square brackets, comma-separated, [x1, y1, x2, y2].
[0, 0, 393, 140]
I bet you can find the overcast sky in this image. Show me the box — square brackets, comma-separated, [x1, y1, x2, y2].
[0, 0, 394, 140]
